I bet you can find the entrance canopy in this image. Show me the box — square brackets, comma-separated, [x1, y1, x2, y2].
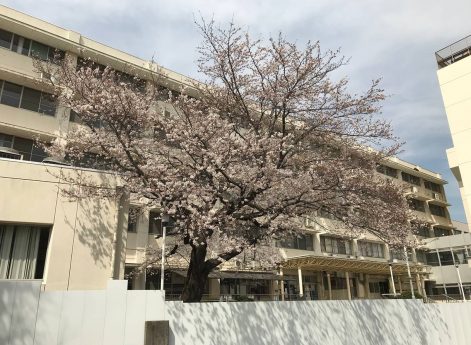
[283, 254, 429, 275]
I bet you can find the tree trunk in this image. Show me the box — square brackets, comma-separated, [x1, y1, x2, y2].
[181, 245, 210, 302]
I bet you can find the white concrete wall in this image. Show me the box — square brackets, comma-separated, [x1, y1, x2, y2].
[2, 280, 471, 345]
[166, 300, 470, 345]
[0, 280, 165, 345]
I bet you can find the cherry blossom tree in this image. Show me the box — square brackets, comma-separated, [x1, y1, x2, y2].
[38, 20, 415, 302]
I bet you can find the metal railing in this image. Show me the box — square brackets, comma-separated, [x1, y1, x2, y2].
[164, 293, 326, 302]
[425, 294, 467, 303]
[165, 293, 281, 302]
[436, 35, 471, 68]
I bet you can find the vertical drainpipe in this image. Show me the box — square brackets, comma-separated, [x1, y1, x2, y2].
[112, 187, 130, 280]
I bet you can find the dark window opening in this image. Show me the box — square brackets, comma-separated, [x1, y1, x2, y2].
[408, 198, 425, 212]
[430, 204, 446, 218]
[402, 172, 421, 186]
[278, 234, 314, 251]
[376, 164, 398, 178]
[0, 28, 64, 62]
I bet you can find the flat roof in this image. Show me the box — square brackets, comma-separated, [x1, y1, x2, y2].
[384, 156, 446, 184]
[435, 34, 471, 69]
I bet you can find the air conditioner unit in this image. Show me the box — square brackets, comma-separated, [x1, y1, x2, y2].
[411, 186, 418, 193]
[432, 193, 441, 200]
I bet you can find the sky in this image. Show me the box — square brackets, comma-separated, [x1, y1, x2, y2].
[2, 0, 470, 222]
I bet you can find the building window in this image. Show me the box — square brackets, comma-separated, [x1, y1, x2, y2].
[376, 164, 398, 178]
[321, 236, 351, 255]
[0, 132, 48, 162]
[429, 204, 446, 218]
[148, 211, 162, 235]
[438, 251, 454, 266]
[415, 250, 427, 264]
[369, 281, 389, 294]
[0, 133, 13, 148]
[417, 226, 431, 238]
[0, 80, 57, 116]
[453, 249, 468, 265]
[358, 241, 384, 258]
[408, 198, 425, 212]
[127, 209, 138, 233]
[433, 227, 451, 237]
[0, 29, 13, 49]
[279, 234, 313, 251]
[390, 248, 411, 261]
[21, 87, 42, 112]
[0, 28, 64, 62]
[328, 277, 348, 290]
[401, 172, 421, 186]
[1, 81, 22, 107]
[0, 224, 50, 279]
[424, 180, 441, 193]
[426, 252, 440, 266]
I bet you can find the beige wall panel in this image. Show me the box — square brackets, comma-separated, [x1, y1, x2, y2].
[0, 176, 57, 224]
[0, 104, 68, 137]
[42, 196, 79, 290]
[442, 100, 471, 137]
[66, 197, 118, 290]
[439, 72, 471, 107]
[0, 48, 37, 79]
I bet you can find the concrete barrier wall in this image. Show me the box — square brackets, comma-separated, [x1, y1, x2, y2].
[1, 280, 471, 345]
[166, 300, 459, 345]
[0, 280, 165, 345]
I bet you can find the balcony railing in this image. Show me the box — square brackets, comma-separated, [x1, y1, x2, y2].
[436, 35, 471, 69]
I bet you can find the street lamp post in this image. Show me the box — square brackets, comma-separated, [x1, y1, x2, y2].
[404, 247, 415, 299]
[158, 214, 170, 292]
[455, 264, 466, 302]
[450, 247, 466, 302]
[389, 263, 397, 296]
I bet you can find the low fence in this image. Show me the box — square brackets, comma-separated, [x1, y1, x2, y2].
[2, 280, 471, 345]
[0, 280, 165, 345]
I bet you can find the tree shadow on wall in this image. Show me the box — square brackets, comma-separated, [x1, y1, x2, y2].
[166, 299, 457, 345]
[60, 171, 122, 270]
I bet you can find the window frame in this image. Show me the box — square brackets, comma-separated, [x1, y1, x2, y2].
[401, 172, 421, 186]
[0, 80, 57, 116]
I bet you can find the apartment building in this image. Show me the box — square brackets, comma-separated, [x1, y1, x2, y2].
[0, 6, 458, 301]
[436, 35, 471, 226]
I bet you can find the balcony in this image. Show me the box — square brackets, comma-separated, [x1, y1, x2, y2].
[436, 35, 471, 69]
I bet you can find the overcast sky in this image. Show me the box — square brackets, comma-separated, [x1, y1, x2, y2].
[3, 0, 470, 222]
